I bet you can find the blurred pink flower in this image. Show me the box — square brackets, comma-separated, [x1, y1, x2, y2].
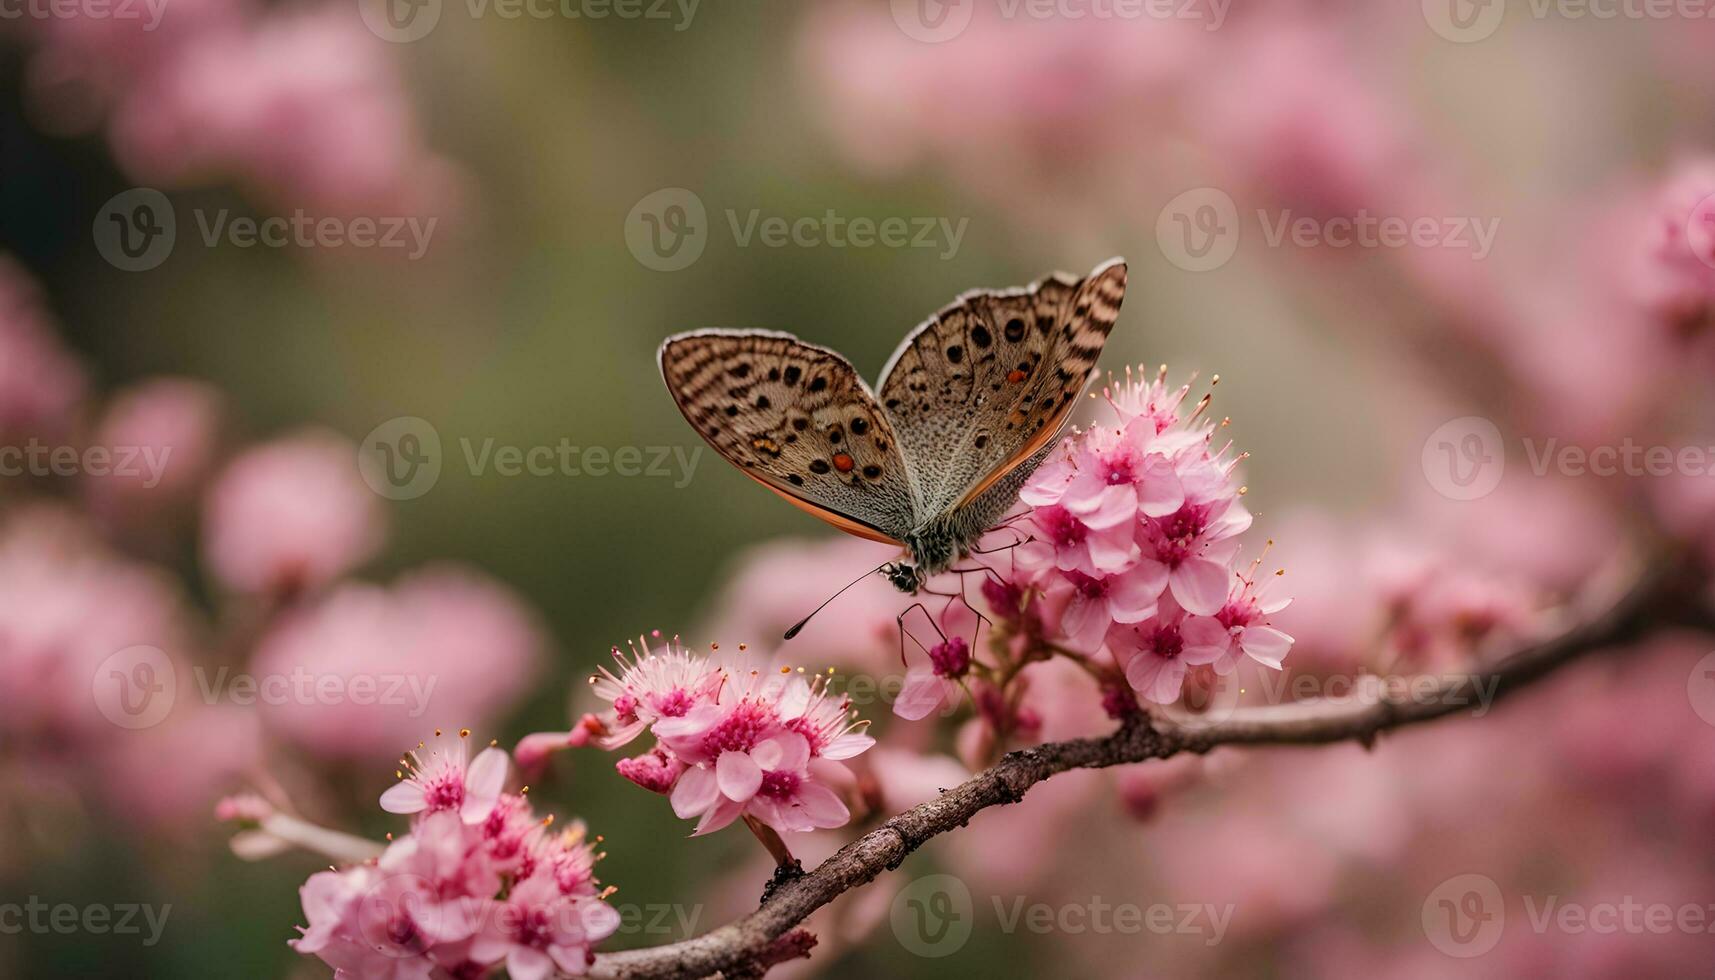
[98, 704, 260, 829]
[0, 256, 86, 440]
[0, 505, 190, 741]
[85, 376, 223, 525]
[250, 566, 544, 760]
[202, 429, 384, 596]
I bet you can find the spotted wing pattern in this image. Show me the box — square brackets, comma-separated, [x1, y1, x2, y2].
[659, 330, 919, 542]
[876, 258, 1128, 515]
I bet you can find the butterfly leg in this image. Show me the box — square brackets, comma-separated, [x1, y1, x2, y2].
[895, 602, 943, 666]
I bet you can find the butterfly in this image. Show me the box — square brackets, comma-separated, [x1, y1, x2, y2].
[659, 257, 1128, 604]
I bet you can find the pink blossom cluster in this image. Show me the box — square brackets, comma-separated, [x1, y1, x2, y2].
[15, 1, 456, 217]
[525, 634, 875, 837]
[280, 731, 620, 980]
[915, 369, 1294, 713]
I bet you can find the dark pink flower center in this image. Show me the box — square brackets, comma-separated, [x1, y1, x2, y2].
[758, 769, 801, 800]
[1149, 625, 1184, 660]
[651, 688, 695, 718]
[1069, 571, 1108, 600]
[612, 694, 640, 722]
[424, 773, 465, 811]
[513, 907, 553, 948]
[701, 701, 772, 755]
[1160, 503, 1209, 543]
[1038, 505, 1087, 548]
[1099, 449, 1137, 485]
[928, 638, 971, 678]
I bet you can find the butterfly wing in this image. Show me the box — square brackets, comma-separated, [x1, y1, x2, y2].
[876, 258, 1128, 516]
[659, 330, 919, 544]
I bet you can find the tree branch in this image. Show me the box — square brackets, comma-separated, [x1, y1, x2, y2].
[590, 553, 1712, 980]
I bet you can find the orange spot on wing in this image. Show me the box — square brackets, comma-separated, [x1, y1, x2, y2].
[832, 453, 855, 473]
[1007, 369, 1028, 383]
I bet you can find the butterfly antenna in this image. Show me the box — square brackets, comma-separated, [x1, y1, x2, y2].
[784, 561, 892, 640]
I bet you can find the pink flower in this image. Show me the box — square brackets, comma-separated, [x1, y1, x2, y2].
[380, 730, 509, 825]
[1135, 454, 1251, 616]
[469, 867, 621, 979]
[615, 746, 684, 794]
[1107, 600, 1228, 705]
[1183, 569, 1295, 674]
[587, 633, 723, 748]
[778, 673, 875, 759]
[669, 730, 849, 836]
[202, 429, 384, 596]
[1014, 502, 1137, 577]
[895, 637, 971, 721]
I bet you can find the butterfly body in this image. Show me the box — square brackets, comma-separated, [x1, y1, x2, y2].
[660, 259, 1128, 596]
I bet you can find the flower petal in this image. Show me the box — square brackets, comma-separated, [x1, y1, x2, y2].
[1240, 626, 1294, 668]
[1169, 558, 1232, 616]
[670, 765, 719, 818]
[378, 780, 427, 815]
[460, 747, 509, 824]
[716, 750, 764, 802]
[795, 782, 852, 829]
[894, 669, 949, 721]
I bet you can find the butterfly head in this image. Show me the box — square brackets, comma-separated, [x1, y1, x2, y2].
[882, 561, 925, 594]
